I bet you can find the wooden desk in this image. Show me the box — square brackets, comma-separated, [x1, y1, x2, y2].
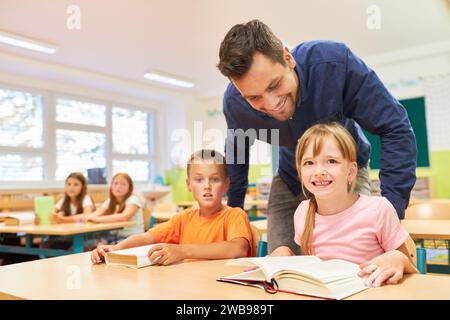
[401, 219, 450, 240]
[141, 188, 171, 210]
[152, 211, 178, 222]
[141, 190, 170, 202]
[0, 221, 134, 258]
[0, 252, 449, 300]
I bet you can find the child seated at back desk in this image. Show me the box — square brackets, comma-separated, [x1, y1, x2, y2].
[40, 172, 95, 250]
[91, 149, 253, 265]
[50, 172, 95, 223]
[83, 172, 145, 243]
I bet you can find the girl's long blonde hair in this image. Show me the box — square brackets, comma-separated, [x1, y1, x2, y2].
[295, 123, 357, 255]
[106, 173, 134, 215]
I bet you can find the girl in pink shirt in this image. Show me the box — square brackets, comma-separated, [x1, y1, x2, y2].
[271, 123, 418, 287]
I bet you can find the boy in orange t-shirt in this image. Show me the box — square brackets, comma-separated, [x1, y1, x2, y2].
[91, 149, 252, 265]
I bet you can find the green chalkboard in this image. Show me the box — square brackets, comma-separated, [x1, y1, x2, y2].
[363, 97, 430, 169]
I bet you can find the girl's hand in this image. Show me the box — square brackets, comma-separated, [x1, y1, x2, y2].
[91, 244, 115, 264]
[80, 214, 95, 223]
[73, 214, 84, 223]
[88, 216, 99, 223]
[147, 244, 185, 266]
[358, 250, 410, 287]
[49, 213, 64, 224]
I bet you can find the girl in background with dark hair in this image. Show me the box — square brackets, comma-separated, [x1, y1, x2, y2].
[41, 172, 95, 250]
[50, 172, 95, 223]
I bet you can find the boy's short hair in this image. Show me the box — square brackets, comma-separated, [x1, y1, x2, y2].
[187, 149, 228, 178]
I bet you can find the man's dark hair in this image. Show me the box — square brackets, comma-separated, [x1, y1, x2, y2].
[217, 19, 285, 80]
[187, 149, 228, 178]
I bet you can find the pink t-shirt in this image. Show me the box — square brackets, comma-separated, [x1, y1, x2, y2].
[293, 194, 408, 265]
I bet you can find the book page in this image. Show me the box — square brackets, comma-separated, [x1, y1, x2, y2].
[220, 268, 266, 282]
[226, 256, 321, 281]
[275, 259, 360, 284]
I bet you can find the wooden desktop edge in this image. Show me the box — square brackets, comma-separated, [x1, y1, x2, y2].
[0, 221, 136, 236]
[1, 253, 449, 300]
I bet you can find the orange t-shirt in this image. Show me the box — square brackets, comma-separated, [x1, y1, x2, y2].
[149, 205, 253, 257]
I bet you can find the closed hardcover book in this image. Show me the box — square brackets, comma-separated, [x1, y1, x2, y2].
[105, 244, 164, 269]
[217, 256, 368, 300]
[0, 212, 35, 226]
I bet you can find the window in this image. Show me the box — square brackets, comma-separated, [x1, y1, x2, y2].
[0, 85, 155, 184]
[0, 88, 43, 148]
[112, 159, 149, 182]
[112, 106, 151, 181]
[112, 107, 148, 155]
[0, 155, 43, 181]
[56, 129, 106, 180]
[56, 98, 105, 127]
[0, 87, 45, 181]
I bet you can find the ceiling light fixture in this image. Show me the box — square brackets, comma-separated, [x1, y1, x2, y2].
[144, 71, 194, 88]
[0, 30, 57, 54]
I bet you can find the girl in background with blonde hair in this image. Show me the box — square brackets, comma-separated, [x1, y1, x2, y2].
[271, 123, 418, 288]
[85, 173, 144, 242]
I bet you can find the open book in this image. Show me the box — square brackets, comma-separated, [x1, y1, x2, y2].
[217, 256, 368, 300]
[105, 244, 164, 269]
[0, 212, 35, 226]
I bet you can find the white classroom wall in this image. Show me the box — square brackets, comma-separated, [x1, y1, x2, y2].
[366, 40, 450, 153]
[185, 95, 273, 166]
[183, 39, 450, 165]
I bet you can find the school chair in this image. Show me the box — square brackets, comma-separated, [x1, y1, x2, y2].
[250, 224, 267, 257]
[142, 207, 152, 232]
[405, 235, 428, 274]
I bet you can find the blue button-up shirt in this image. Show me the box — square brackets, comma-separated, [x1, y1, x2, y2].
[223, 40, 417, 219]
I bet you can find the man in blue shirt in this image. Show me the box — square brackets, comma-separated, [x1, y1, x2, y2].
[217, 20, 417, 254]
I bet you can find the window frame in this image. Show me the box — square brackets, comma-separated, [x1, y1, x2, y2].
[111, 103, 154, 182]
[0, 83, 156, 186]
